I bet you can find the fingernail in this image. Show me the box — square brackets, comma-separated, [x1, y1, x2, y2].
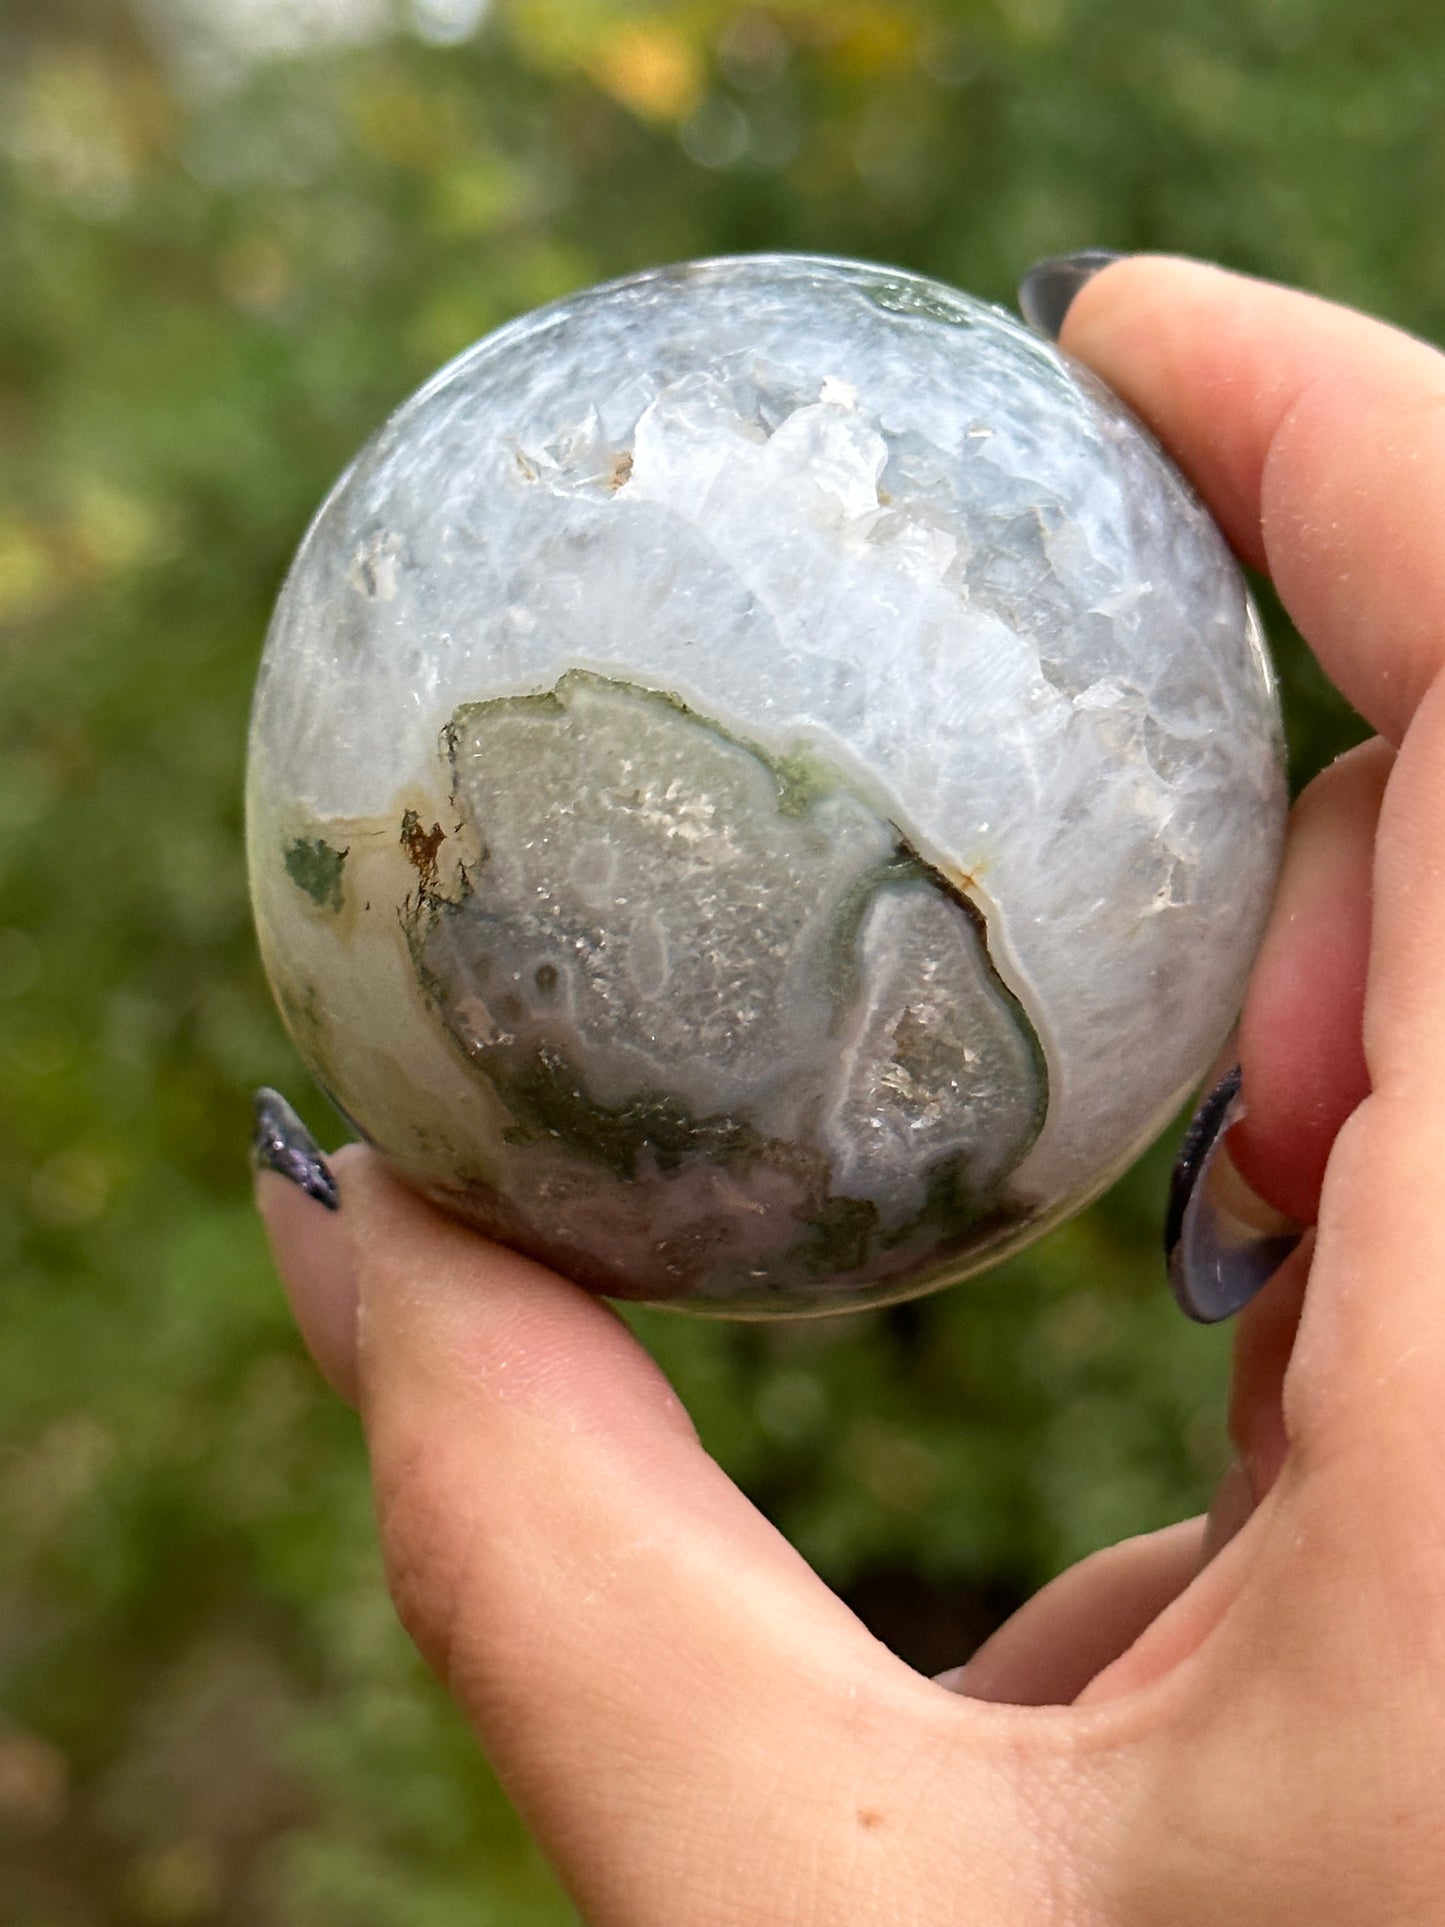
[1018, 250, 1127, 340]
[251, 1086, 339, 1210]
[252, 1090, 357, 1403]
[1165, 1066, 1303, 1324]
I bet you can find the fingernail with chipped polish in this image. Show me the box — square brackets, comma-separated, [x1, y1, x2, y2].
[251, 1086, 339, 1209]
[1166, 1066, 1304, 1324]
[1018, 250, 1127, 341]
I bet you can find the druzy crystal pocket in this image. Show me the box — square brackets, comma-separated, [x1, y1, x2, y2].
[247, 255, 1285, 1314]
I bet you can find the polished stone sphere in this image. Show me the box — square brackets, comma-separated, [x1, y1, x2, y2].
[247, 255, 1285, 1315]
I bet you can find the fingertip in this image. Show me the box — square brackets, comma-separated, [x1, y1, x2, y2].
[1057, 250, 1241, 360]
[254, 1165, 360, 1404]
[335, 1147, 700, 1452]
[1061, 258, 1445, 754]
[1059, 254, 1279, 571]
[1017, 249, 1128, 340]
[1230, 740, 1387, 1223]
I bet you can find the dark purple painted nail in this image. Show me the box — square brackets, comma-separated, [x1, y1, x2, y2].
[1166, 1066, 1303, 1324]
[1018, 250, 1127, 340]
[251, 1088, 339, 1211]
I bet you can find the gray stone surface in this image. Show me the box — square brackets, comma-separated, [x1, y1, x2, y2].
[247, 255, 1285, 1312]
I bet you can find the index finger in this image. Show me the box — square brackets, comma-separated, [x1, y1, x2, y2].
[1061, 259, 1445, 1488]
[1063, 256, 1445, 748]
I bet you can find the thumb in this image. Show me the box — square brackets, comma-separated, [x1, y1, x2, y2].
[267, 1146, 1052, 1927]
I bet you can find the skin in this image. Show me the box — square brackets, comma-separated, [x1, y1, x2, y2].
[256, 259, 1445, 1923]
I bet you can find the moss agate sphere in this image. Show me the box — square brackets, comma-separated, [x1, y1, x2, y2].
[247, 255, 1285, 1315]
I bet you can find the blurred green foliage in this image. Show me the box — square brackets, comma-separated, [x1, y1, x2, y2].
[0, 0, 1423, 1916]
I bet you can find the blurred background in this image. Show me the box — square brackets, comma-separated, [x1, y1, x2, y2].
[0, 0, 1423, 1918]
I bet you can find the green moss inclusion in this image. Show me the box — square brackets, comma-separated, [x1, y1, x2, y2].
[404, 670, 1048, 1295]
[283, 836, 347, 913]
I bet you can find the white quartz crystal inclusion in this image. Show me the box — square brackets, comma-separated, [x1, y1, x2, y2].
[247, 255, 1285, 1314]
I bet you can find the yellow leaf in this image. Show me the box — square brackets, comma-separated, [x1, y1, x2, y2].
[69, 479, 174, 573]
[9, 51, 142, 215]
[589, 21, 706, 122]
[827, 1, 923, 77]
[502, 0, 619, 69]
[0, 524, 58, 626]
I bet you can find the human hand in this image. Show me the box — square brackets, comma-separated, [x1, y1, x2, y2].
[254, 258, 1445, 1925]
